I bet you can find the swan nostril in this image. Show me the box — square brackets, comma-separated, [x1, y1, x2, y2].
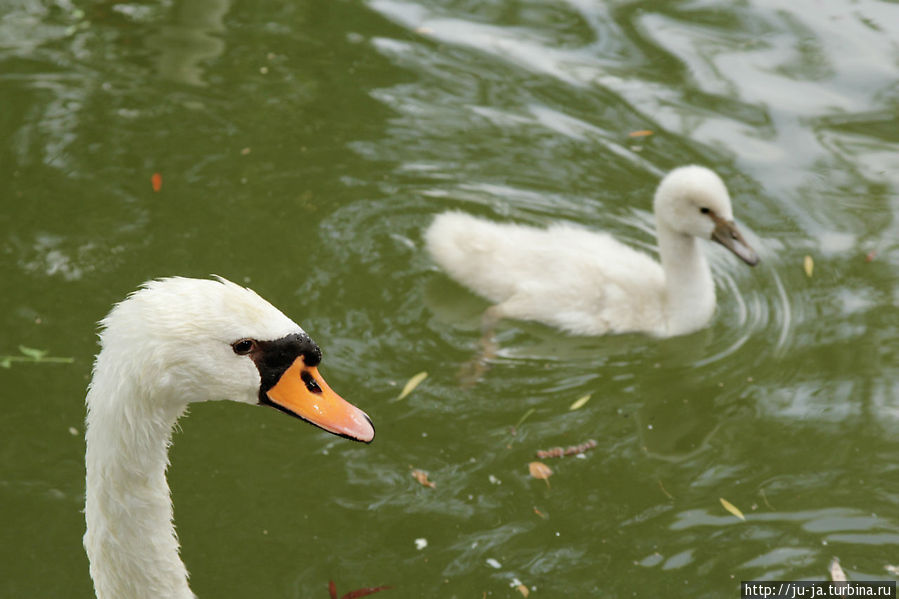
[300, 370, 322, 394]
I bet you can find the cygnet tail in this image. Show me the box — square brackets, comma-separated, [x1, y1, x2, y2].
[425, 211, 497, 276]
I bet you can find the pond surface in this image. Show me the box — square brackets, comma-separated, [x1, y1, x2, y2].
[1, 0, 897, 597]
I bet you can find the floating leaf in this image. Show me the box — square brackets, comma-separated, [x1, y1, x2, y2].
[628, 130, 654, 138]
[411, 469, 436, 489]
[569, 394, 592, 411]
[865, 251, 876, 262]
[151, 172, 162, 192]
[532, 506, 548, 520]
[528, 462, 553, 487]
[395, 371, 427, 401]
[1, 347, 73, 367]
[342, 585, 392, 599]
[329, 580, 392, 599]
[509, 578, 531, 597]
[803, 255, 814, 277]
[513, 407, 536, 431]
[719, 497, 745, 521]
[829, 557, 847, 582]
[19, 345, 47, 360]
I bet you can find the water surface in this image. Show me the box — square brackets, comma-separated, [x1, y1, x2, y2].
[1, 0, 897, 597]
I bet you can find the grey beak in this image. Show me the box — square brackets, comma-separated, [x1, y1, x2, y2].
[711, 218, 759, 266]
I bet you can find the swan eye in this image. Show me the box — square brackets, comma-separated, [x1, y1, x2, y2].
[699, 207, 711, 214]
[232, 339, 255, 355]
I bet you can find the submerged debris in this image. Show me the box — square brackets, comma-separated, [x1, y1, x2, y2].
[535, 439, 598, 459]
[829, 557, 847, 582]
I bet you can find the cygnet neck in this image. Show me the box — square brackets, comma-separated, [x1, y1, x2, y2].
[656, 223, 716, 336]
[84, 368, 194, 599]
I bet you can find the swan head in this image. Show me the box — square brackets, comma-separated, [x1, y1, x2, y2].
[92, 276, 374, 443]
[653, 165, 759, 266]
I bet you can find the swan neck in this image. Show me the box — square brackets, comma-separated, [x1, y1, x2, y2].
[656, 223, 716, 335]
[84, 371, 194, 599]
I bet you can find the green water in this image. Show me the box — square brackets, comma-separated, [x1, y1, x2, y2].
[1, 0, 897, 597]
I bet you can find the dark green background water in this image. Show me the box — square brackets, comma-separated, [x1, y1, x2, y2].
[1, 0, 897, 597]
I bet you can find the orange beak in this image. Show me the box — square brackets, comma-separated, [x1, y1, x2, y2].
[265, 357, 374, 443]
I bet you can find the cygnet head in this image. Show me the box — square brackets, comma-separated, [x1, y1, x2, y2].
[90, 276, 374, 442]
[653, 165, 759, 266]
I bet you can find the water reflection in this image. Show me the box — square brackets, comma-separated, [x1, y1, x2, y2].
[146, 0, 230, 86]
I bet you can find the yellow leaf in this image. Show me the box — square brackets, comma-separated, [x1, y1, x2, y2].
[719, 497, 746, 521]
[628, 129, 654, 138]
[395, 371, 428, 401]
[528, 462, 553, 487]
[803, 255, 814, 277]
[516, 584, 530, 597]
[569, 394, 592, 411]
[411, 468, 436, 488]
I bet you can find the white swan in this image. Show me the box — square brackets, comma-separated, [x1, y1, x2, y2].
[83, 276, 375, 599]
[425, 165, 759, 337]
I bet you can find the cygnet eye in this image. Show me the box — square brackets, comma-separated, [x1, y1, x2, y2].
[232, 339, 256, 355]
[699, 207, 711, 214]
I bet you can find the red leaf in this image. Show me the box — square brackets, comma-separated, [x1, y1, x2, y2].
[341, 585, 392, 599]
[329, 580, 338, 599]
[151, 172, 162, 192]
